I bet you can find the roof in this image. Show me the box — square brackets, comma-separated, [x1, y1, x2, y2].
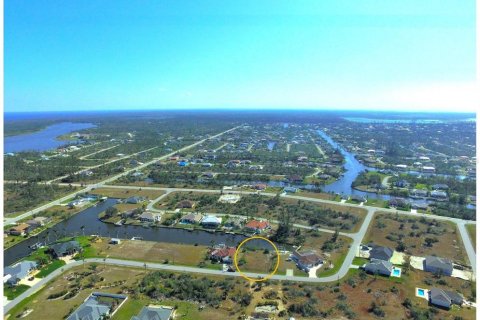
[132, 306, 174, 320]
[181, 213, 203, 222]
[364, 259, 393, 274]
[245, 220, 269, 230]
[50, 240, 81, 256]
[67, 293, 127, 320]
[292, 250, 322, 266]
[369, 246, 394, 261]
[429, 288, 452, 306]
[139, 211, 161, 220]
[201, 215, 221, 224]
[10, 223, 30, 232]
[210, 247, 236, 258]
[4, 260, 37, 282]
[424, 256, 452, 270]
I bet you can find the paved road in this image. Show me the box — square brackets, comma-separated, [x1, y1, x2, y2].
[3, 126, 241, 226]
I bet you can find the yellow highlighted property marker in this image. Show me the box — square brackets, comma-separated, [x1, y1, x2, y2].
[234, 236, 280, 282]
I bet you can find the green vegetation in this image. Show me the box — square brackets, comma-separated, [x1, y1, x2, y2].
[3, 284, 31, 300]
[36, 260, 66, 278]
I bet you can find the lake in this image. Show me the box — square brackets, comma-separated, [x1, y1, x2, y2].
[4, 122, 95, 153]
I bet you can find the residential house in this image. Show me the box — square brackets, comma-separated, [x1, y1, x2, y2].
[126, 196, 144, 204]
[179, 213, 203, 224]
[9, 223, 31, 236]
[138, 211, 162, 223]
[364, 259, 393, 276]
[67, 292, 128, 320]
[410, 189, 428, 198]
[422, 166, 436, 173]
[50, 240, 82, 258]
[218, 194, 241, 204]
[176, 200, 196, 209]
[290, 250, 322, 271]
[388, 198, 409, 209]
[430, 190, 448, 200]
[223, 216, 246, 230]
[26, 217, 50, 229]
[410, 200, 429, 210]
[253, 183, 267, 191]
[244, 220, 270, 234]
[394, 180, 410, 188]
[429, 288, 463, 309]
[350, 195, 366, 203]
[109, 238, 121, 245]
[288, 175, 303, 184]
[200, 215, 222, 228]
[4, 260, 37, 286]
[423, 256, 453, 276]
[209, 246, 236, 264]
[131, 305, 175, 320]
[369, 245, 394, 262]
[283, 187, 298, 193]
[432, 184, 449, 190]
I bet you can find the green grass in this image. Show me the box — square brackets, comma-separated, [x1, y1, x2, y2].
[3, 284, 30, 300]
[352, 257, 368, 266]
[112, 298, 201, 320]
[36, 260, 66, 278]
[317, 253, 348, 278]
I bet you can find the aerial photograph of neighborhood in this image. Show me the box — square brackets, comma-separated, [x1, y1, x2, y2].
[2, 1, 478, 320]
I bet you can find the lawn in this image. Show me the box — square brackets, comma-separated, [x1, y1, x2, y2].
[466, 224, 476, 251]
[36, 260, 66, 278]
[365, 213, 468, 264]
[113, 299, 202, 320]
[3, 284, 30, 300]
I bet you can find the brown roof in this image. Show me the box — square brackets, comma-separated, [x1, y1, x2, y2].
[210, 247, 236, 258]
[245, 220, 269, 230]
[10, 223, 30, 232]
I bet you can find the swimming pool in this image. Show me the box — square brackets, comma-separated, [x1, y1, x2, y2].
[417, 289, 425, 297]
[391, 267, 402, 277]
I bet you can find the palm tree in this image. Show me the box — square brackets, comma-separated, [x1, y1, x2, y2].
[80, 225, 85, 237]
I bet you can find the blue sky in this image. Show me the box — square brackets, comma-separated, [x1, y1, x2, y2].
[5, 0, 477, 112]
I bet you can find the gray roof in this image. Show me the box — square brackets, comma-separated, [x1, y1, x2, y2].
[131, 306, 174, 320]
[4, 260, 37, 284]
[445, 290, 464, 305]
[369, 246, 394, 261]
[364, 259, 393, 275]
[67, 296, 111, 320]
[424, 256, 452, 270]
[429, 288, 452, 306]
[50, 240, 81, 256]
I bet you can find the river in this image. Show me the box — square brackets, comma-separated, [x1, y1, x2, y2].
[4, 122, 96, 153]
[4, 199, 274, 266]
[317, 130, 390, 200]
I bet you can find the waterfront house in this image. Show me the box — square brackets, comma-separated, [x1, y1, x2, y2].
[109, 238, 121, 245]
[209, 246, 236, 264]
[429, 288, 463, 309]
[369, 245, 394, 262]
[244, 220, 270, 234]
[9, 223, 31, 236]
[125, 196, 144, 204]
[350, 195, 367, 203]
[50, 240, 82, 258]
[131, 305, 175, 320]
[4, 260, 37, 286]
[26, 217, 50, 229]
[410, 189, 428, 198]
[223, 216, 246, 230]
[253, 183, 267, 191]
[290, 250, 322, 272]
[138, 211, 161, 223]
[422, 166, 436, 173]
[423, 256, 453, 276]
[179, 213, 203, 224]
[200, 215, 222, 228]
[364, 259, 393, 276]
[283, 187, 298, 193]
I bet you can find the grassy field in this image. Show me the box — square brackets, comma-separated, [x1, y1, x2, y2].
[3, 284, 30, 300]
[365, 213, 468, 264]
[36, 260, 66, 278]
[89, 187, 165, 200]
[113, 299, 202, 320]
[89, 238, 209, 266]
[466, 224, 476, 252]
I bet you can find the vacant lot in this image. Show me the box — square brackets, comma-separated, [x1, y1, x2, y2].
[365, 213, 468, 264]
[91, 238, 208, 266]
[89, 187, 165, 200]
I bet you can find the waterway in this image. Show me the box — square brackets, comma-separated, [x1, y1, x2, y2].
[4, 199, 273, 266]
[317, 130, 390, 200]
[4, 122, 95, 153]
